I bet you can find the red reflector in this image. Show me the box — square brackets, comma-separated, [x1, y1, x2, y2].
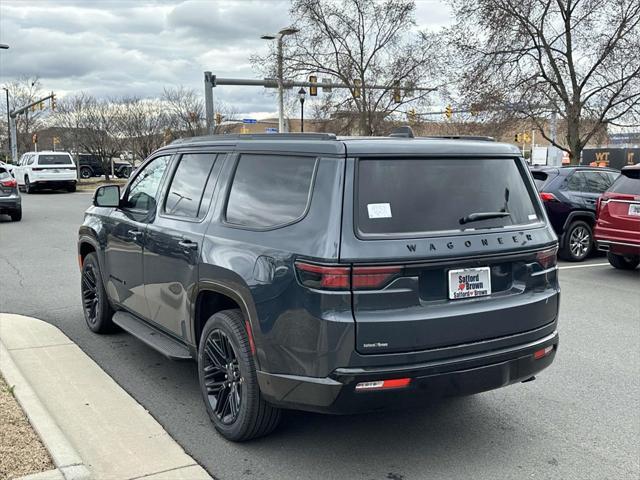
[539, 192, 557, 202]
[245, 320, 256, 355]
[352, 266, 402, 289]
[355, 378, 411, 391]
[533, 345, 553, 360]
[0, 178, 17, 188]
[536, 246, 558, 269]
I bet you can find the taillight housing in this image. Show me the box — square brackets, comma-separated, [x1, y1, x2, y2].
[0, 178, 17, 188]
[536, 246, 558, 269]
[539, 192, 558, 202]
[295, 262, 402, 291]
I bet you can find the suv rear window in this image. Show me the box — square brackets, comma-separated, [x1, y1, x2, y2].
[532, 171, 551, 190]
[357, 158, 538, 236]
[38, 154, 73, 165]
[608, 170, 640, 195]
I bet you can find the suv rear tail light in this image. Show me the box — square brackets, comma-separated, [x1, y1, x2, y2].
[295, 262, 351, 290]
[536, 246, 558, 269]
[1, 178, 17, 188]
[295, 262, 403, 291]
[533, 345, 554, 360]
[539, 192, 558, 202]
[355, 378, 411, 391]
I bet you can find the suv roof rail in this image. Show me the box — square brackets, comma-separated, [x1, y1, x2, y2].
[389, 126, 415, 138]
[423, 135, 496, 142]
[170, 133, 337, 145]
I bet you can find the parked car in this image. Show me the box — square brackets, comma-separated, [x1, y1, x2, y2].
[594, 164, 640, 270]
[531, 165, 619, 261]
[0, 165, 21, 221]
[13, 151, 77, 193]
[78, 131, 560, 441]
[78, 154, 132, 179]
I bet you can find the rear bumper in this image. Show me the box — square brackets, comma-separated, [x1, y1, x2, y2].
[258, 330, 559, 414]
[595, 238, 640, 256]
[0, 195, 21, 212]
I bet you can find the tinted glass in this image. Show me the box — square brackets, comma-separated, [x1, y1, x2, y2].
[0, 168, 10, 179]
[583, 171, 612, 193]
[226, 154, 316, 228]
[608, 172, 640, 195]
[126, 156, 170, 211]
[165, 153, 217, 218]
[38, 154, 73, 165]
[532, 171, 549, 190]
[357, 158, 538, 235]
[27, 156, 35, 165]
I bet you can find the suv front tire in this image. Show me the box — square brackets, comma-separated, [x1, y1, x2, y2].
[198, 309, 281, 442]
[81, 253, 116, 333]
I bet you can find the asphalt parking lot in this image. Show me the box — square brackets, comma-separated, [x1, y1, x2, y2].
[1, 192, 638, 480]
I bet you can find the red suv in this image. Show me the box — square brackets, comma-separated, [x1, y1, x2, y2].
[595, 164, 640, 270]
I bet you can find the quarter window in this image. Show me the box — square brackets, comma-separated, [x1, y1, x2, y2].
[226, 154, 316, 228]
[164, 153, 218, 218]
[126, 156, 170, 211]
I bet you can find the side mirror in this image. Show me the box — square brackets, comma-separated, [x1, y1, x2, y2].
[94, 185, 121, 207]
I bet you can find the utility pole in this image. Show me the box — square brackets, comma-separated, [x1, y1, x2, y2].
[9, 93, 55, 163]
[2, 87, 10, 160]
[204, 71, 215, 135]
[548, 110, 559, 166]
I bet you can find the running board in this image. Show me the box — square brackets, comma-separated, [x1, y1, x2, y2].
[112, 311, 192, 361]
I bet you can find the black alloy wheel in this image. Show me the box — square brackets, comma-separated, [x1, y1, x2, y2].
[202, 329, 243, 425]
[80, 253, 115, 333]
[81, 262, 100, 327]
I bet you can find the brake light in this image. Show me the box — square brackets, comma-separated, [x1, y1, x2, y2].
[295, 262, 351, 290]
[355, 378, 411, 391]
[295, 262, 403, 291]
[352, 266, 402, 289]
[539, 192, 557, 202]
[536, 246, 558, 269]
[0, 178, 17, 188]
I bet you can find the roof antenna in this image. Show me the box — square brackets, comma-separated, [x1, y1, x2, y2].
[389, 126, 415, 138]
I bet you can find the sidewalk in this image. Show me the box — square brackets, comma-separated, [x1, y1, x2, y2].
[0, 313, 212, 480]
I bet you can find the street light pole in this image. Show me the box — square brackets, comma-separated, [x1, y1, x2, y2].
[2, 88, 10, 159]
[298, 88, 306, 132]
[261, 27, 299, 133]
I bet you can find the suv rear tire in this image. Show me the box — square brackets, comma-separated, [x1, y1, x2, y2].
[10, 209, 22, 221]
[607, 252, 639, 270]
[560, 220, 592, 261]
[81, 253, 116, 333]
[198, 309, 281, 442]
[24, 176, 34, 194]
[80, 167, 93, 179]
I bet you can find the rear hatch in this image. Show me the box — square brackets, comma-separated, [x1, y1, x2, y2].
[0, 168, 17, 197]
[342, 157, 558, 355]
[597, 167, 640, 244]
[34, 154, 76, 176]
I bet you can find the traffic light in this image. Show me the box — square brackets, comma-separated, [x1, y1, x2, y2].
[309, 75, 317, 96]
[53, 136, 60, 145]
[215, 112, 222, 125]
[353, 79, 361, 99]
[514, 133, 522, 143]
[523, 133, 531, 143]
[32, 133, 38, 144]
[445, 105, 453, 119]
[393, 86, 401, 104]
[51, 94, 57, 110]
[407, 109, 417, 123]
[39, 101, 44, 110]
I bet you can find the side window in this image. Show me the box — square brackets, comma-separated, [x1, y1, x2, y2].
[125, 156, 171, 211]
[27, 155, 36, 165]
[584, 171, 610, 193]
[565, 171, 586, 191]
[225, 154, 316, 228]
[164, 153, 217, 218]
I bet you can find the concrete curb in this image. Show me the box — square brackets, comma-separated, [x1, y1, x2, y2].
[0, 340, 91, 480]
[0, 313, 212, 480]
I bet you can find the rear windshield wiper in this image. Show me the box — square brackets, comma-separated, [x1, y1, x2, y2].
[459, 211, 511, 225]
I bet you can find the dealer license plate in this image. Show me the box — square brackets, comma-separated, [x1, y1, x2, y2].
[629, 204, 640, 216]
[448, 267, 492, 300]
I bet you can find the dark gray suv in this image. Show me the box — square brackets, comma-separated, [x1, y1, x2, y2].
[78, 131, 560, 441]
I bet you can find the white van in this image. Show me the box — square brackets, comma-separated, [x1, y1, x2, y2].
[14, 151, 78, 193]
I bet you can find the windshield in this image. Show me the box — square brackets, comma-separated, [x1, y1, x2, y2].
[357, 158, 539, 236]
[38, 154, 73, 165]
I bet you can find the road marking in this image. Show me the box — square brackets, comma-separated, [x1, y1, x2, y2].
[559, 262, 610, 270]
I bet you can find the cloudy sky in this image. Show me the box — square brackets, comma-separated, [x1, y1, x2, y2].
[0, 0, 452, 118]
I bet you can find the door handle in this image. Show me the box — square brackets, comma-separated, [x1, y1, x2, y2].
[178, 240, 198, 250]
[128, 229, 142, 237]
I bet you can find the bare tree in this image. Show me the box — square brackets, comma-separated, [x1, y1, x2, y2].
[116, 97, 169, 162]
[162, 86, 205, 138]
[448, 0, 640, 162]
[252, 0, 442, 135]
